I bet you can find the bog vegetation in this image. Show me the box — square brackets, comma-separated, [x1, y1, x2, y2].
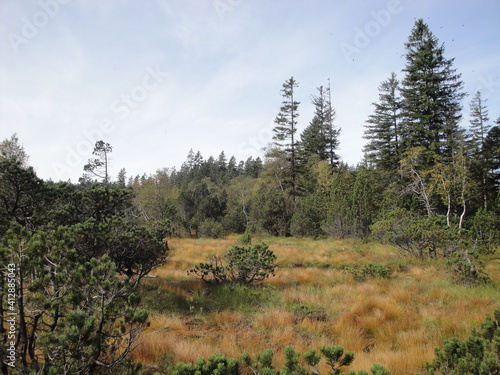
[1, 19, 500, 374]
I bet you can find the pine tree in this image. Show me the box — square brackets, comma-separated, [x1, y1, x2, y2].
[272, 77, 300, 196]
[363, 72, 402, 171]
[325, 79, 341, 167]
[300, 82, 340, 166]
[484, 120, 500, 205]
[400, 19, 465, 167]
[469, 91, 491, 209]
[0, 133, 29, 168]
[83, 140, 113, 184]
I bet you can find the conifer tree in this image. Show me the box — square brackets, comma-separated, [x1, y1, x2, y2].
[272, 77, 300, 197]
[363, 72, 402, 171]
[400, 19, 465, 167]
[301, 82, 340, 167]
[83, 140, 113, 184]
[469, 91, 491, 209]
[324, 79, 341, 167]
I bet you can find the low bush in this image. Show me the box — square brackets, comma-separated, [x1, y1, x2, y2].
[173, 345, 391, 375]
[445, 250, 491, 285]
[188, 242, 276, 285]
[424, 310, 500, 374]
[344, 263, 391, 282]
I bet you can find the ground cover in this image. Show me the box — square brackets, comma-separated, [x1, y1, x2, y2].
[134, 236, 500, 374]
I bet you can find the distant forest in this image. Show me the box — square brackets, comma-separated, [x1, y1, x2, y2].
[120, 19, 500, 240]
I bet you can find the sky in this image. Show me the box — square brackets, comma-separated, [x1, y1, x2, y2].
[1, 0, 499, 182]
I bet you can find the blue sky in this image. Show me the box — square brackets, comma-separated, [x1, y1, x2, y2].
[1, 0, 499, 182]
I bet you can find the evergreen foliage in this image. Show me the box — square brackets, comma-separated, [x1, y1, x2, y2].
[363, 72, 402, 171]
[0, 156, 167, 374]
[425, 310, 500, 374]
[188, 243, 276, 285]
[400, 19, 465, 166]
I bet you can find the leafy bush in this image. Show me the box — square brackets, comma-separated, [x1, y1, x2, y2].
[188, 243, 276, 285]
[424, 310, 500, 374]
[238, 231, 252, 245]
[241, 345, 390, 375]
[199, 218, 226, 239]
[445, 250, 491, 285]
[173, 353, 239, 375]
[171, 344, 393, 375]
[344, 263, 391, 282]
[370, 209, 456, 258]
[469, 208, 500, 254]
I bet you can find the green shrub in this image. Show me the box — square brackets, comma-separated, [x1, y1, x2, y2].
[238, 231, 252, 245]
[188, 243, 276, 285]
[445, 250, 491, 285]
[344, 263, 391, 282]
[370, 209, 455, 258]
[424, 310, 500, 374]
[241, 345, 390, 375]
[173, 353, 239, 375]
[469, 208, 500, 255]
[199, 218, 226, 239]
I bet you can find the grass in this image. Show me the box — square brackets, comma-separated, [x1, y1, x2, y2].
[134, 236, 500, 375]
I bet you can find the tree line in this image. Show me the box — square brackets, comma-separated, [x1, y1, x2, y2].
[127, 19, 499, 242]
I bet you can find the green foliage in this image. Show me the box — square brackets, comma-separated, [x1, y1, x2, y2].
[445, 250, 491, 285]
[239, 345, 389, 375]
[0, 155, 166, 373]
[291, 192, 325, 238]
[189, 243, 276, 285]
[424, 310, 500, 374]
[323, 167, 380, 239]
[363, 72, 402, 171]
[1, 224, 149, 374]
[345, 263, 391, 282]
[83, 140, 113, 184]
[370, 209, 456, 258]
[400, 19, 465, 164]
[469, 208, 500, 254]
[199, 218, 226, 239]
[239, 231, 252, 245]
[173, 353, 240, 375]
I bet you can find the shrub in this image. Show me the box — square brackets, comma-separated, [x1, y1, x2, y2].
[241, 345, 390, 375]
[198, 218, 226, 239]
[424, 310, 500, 374]
[188, 243, 276, 285]
[371, 209, 458, 258]
[344, 263, 391, 282]
[238, 231, 252, 245]
[445, 250, 491, 285]
[173, 353, 239, 375]
[469, 208, 500, 254]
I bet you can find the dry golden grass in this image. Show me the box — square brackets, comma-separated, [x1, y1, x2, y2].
[135, 236, 500, 375]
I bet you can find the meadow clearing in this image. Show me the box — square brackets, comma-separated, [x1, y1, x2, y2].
[133, 236, 500, 374]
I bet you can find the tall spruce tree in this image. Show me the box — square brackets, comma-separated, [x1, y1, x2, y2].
[325, 79, 341, 166]
[272, 77, 300, 197]
[300, 82, 340, 167]
[469, 91, 491, 209]
[363, 72, 402, 171]
[400, 19, 465, 167]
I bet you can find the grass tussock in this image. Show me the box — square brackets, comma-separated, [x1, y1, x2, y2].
[136, 236, 500, 375]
